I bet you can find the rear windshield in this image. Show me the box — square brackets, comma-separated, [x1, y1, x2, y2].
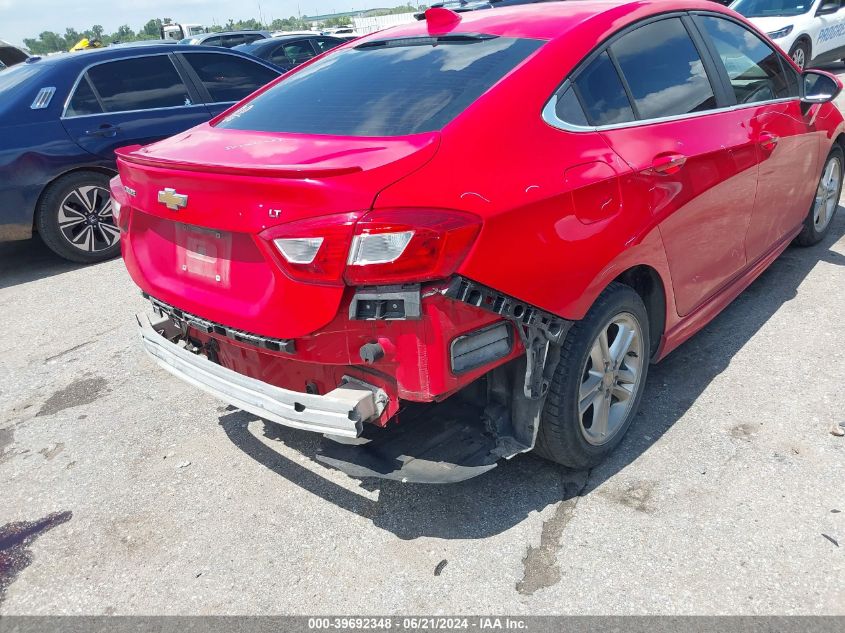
[215, 35, 543, 136]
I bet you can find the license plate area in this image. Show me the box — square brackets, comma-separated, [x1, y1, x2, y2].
[175, 223, 233, 287]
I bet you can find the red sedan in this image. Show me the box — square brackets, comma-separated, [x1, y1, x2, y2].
[111, 1, 844, 483]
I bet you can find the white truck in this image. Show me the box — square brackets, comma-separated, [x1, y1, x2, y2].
[732, 0, 845, 69]
[160, 23, 206, 41]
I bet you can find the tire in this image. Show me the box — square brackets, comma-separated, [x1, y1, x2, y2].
[795, 146, 843, 247]
[36, 171, 121, 263]
[535, 282, 650, 469]
[788, 39, 810, 70]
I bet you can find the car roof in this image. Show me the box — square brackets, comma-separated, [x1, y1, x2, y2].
[22, 43, 260, 68]
[372, 0, 737, 41]
[240, 34, 326, 49]
[194, 30, 270, 38]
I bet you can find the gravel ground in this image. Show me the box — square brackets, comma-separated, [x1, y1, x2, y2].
[1, 74, 844, 616]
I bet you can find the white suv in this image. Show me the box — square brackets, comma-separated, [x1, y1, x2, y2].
[731, 0, 845, 69]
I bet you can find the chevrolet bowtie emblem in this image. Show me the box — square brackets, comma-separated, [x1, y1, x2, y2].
[157, 188, 188, 211]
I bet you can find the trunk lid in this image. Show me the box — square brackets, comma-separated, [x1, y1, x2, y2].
[118, 124, 439, 340]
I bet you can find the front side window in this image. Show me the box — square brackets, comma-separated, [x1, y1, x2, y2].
[698, 16, 797, 104]
[85, 56, 191, 113]
[611, 18, 717, 120]
[572, 51, 635, 126]
[216, 36, 543, 137]
[182, 53, 278, 103]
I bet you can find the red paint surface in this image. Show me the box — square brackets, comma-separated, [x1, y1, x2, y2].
[113, 0, 845, 420]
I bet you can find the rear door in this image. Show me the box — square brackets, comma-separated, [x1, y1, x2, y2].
[61, 53, 210, 160]
[176, 51, 280, 117]
[589, 15, 759, 316]
[695, 13, 818, 263]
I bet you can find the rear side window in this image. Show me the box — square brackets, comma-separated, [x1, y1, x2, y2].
[611, 18, 717, 120]
[182, 53, 278, 103]
[572, 51, 635, 126]
[66, 77, 103, 116]
[216, 36, 543, 136]
[698, 16, 797, 103]
[85, 56, 191, 113]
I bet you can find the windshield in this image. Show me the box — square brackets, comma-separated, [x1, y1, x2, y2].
[0, 63, 42, 94]
[730, 0, 814, 18]
[216, 35, 543, 137]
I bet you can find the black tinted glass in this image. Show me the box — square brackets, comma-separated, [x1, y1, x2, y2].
[555, 86, 588, 126]
[183, 53, 278, 102]
[216, 37, 543, 136]
[611, 18, 717, 119]
[67, 77, 103, 116]
[573, 51, 635, 126]
[699, 16, 796, 103]
[313, 38, 342, 53]
[86, 56, 191, 113]
[270, 41, 315, 67]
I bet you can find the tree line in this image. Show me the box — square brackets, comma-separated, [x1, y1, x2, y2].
[22, 5, 422, 55]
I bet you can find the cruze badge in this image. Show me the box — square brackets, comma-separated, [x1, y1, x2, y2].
[158, 188, 188, 211]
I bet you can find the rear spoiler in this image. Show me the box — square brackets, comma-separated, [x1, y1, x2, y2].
[114, 145, 363, 179]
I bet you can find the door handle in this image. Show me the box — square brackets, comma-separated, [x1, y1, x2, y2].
[84, 124, 121, 138]
[651, 153, 687, 175]
[758, 133, 779, 151]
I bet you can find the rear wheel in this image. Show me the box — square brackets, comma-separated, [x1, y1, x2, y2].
[535, 283, 650, 469]
[36, 171, 120, 263]
[789, 39, 810, 70]
[795, 146, 843, 246]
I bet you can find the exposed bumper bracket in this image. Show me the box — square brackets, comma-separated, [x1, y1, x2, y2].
[138, 313, 382, 438]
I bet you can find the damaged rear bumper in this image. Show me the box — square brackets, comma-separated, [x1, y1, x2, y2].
[137, 313, 384, 438]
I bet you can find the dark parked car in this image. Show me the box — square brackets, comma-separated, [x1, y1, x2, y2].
[0, 44, 281, 262]
[0, 40, 29, 68]
[233, 34, 345, 70]
[179, 31, 271, 48]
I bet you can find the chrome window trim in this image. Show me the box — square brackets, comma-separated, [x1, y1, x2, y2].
[61, 103, 209, 120]
[542, 93, 796, 133]
[61, 52, 192, 119]
[541, 9, 801, 134]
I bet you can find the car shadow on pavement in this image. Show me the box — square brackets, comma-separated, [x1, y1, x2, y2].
[220, 210, 845, 540]
[0, 238, 89, 290]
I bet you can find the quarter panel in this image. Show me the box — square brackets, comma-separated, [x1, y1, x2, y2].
[0, 121, 112, 241]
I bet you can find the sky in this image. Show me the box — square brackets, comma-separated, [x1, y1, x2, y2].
[0, 0, 399, 46]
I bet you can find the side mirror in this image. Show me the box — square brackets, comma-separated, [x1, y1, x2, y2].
[817, 1, 840, 15]
[801, 70, 842, 104]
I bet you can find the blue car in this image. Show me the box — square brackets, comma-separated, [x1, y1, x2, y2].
[0, 44, 281, 262]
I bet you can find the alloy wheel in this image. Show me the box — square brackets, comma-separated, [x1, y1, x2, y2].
[57, 185, 119, 253]
[792, 47, 806, 70]
[578, 313, 644, 446]
[814, 155, 841, 233]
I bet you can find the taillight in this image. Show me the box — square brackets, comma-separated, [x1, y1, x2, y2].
[261, 209, 480, 286]
[343, 209, 481, 286]
[261, 212, 359, 286]
[108, 175, 130, 231]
